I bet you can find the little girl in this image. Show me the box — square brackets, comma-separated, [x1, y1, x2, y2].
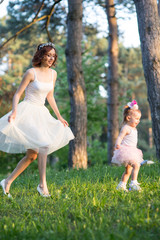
[111, 100, 143, 191]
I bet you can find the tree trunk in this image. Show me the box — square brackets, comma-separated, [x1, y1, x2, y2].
[105, 0, 119, 163]
[148, 107, 153, 149]
[158, 0, 160, 16]
[66, 0, 87, 169]
[134, 0, 160, 159]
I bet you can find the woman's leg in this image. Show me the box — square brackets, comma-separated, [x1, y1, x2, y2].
[5, 149, 38, 193]
[122, 165, 133, 183]
[38, 147, 49, 195]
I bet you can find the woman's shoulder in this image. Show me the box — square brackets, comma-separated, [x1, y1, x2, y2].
[22, 68, 35, 81]
[51, 68, 57, 81]
[51, 68, 57, 75]
[25, 68, 35, 76]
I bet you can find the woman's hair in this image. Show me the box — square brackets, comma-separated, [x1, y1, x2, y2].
[123, 107, 141, 124]
[32, 44, 58, 67]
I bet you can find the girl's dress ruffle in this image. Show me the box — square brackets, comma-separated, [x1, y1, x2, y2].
[111, 145, 143, 167]
[0, 100, 74, 155]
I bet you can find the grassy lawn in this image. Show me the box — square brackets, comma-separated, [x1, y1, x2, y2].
[0, 163, 160, 240]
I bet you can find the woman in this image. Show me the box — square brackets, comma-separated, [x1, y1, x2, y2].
[0, 43, 74, 197]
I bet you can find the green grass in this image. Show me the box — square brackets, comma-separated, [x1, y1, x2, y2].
[0, 163, 160, 240]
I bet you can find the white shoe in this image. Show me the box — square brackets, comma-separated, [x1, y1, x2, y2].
[141, 160, 154, 166]
[0, 179, 12, 198]
[135, 181, 140, 185]
[129, 182, 142, 191]
[37, 185, 51, 197]
[116, 182, 128, 192]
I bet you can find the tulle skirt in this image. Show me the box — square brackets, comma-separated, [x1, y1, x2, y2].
[111, 145, 143, 167]
[0, 100, 74, 155]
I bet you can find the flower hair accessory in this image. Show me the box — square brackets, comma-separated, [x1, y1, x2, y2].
[38, 42, 56, 50]
[127, 100, 138, 110]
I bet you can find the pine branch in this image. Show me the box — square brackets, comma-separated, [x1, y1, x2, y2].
[45, 0, 62, 42]
[0, 0, 62, 50]
[0, 15, 48, 50]
[33, 0, 45, 20]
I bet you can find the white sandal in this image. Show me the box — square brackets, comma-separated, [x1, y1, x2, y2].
[0, 179, 12, 198]
[37, 185, 51, 197]
[141, 160, 154, 166]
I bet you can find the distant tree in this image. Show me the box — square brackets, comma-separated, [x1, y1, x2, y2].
[118, 45, 154, 154]
[133, 0, 160, 159]
[91, 0, 135, 163]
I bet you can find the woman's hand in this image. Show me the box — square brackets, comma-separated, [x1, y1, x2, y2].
[8, 112, 16, 123]
[58, 116, 69, 127]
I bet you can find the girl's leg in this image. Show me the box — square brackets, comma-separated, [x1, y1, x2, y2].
[116, 165, 133, 191]
[121, 165, 133, 183]
[129, 163, 141, 191]
[5, 149, 38, 193]
[131, 163, 140, 181]
[38, 147, 49, 195]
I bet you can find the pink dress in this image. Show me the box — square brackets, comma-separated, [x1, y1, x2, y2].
[111, 126, 143, 166]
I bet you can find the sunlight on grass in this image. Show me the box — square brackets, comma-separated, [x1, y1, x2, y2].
[0, 163, 160, 240]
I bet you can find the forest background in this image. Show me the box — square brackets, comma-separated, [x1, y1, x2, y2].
[0, 0, 156, 172]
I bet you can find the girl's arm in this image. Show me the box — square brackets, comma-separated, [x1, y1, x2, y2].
[115, 125, 130, 149]
[8, 69, 34, 123]
[46, 70, 68, 127]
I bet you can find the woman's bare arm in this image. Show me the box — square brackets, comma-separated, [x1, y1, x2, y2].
[8, 69, 34, 122]
[46, 70, 68, 126]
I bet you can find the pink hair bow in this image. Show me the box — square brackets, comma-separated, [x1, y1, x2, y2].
[127, 100, 138, 110]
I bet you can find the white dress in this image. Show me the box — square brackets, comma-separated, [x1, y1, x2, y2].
[111, 126, 143, 166]
[0, 68, 74, 155]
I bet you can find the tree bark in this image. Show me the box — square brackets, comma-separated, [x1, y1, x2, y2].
[134, 0, 160, 159]
[66, 0, 87, 169]
[158, 0, 160, 16]
[106, 0, 119, 163]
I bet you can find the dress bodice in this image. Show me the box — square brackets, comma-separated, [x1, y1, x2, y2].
[121, 126, 138, 147]
[24, 68, 53, 105]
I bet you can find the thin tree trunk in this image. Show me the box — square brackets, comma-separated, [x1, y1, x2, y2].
[148, 107, 153, 149]
[7, 51, 12, 70]
[66, 0, 87, 169]
[106, 0, 119, 163]
[0, 77, 2, 107]
[134, 0, 160, 159]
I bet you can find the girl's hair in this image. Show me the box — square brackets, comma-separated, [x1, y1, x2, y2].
[32, 44, 58, 67]
[123, 107, 141, 123]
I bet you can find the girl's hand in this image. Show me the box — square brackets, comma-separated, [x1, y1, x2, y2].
[8, 112, 16, 123]
[58, 116, 69, 127]
[115, 144, 120, 150]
